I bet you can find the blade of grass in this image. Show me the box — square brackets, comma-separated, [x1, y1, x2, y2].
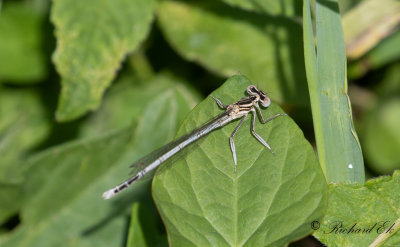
[303, 0, 365, 183]
[369, 217, 400, 247]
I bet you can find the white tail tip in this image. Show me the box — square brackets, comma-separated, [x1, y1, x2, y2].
[102, 189, 116, 200]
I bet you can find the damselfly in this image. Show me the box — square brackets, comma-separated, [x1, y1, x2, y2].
[102, 85, 286, 199]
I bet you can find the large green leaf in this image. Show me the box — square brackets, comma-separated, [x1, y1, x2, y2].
[0, 2, 46, 83]
[51, 0, 155, 121]
[157, 0, 309, 105]
[152, 75, 327, 246]
[303, 0, 364, 183]
[1, 79, 196, 246]
[313, 171, 400, 247]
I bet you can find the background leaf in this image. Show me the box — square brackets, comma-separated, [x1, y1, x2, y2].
[313, 171, 400, 247]
[157, 0, 309, 105]
[1, 128, 134, 247]
[220, 0, 301, 16]
[77, 74, 201, 138]
[0, 2, 47, 83]
[152, 75, 327, 246]
[127, 202, 168, 247]
[0, 86, 51, 223]
[51, 0, 155, 121]
[1, 77, 198, 247]
[0, 183, 21, 225]
[0, 87, 50, 183]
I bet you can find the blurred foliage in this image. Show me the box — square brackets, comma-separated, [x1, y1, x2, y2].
[362, 64, 400, 174]
[221, 0, 302, 16]
[0, 0, 399, 246]
[0, 1, 47, 83]
[342, 0, 400, 60]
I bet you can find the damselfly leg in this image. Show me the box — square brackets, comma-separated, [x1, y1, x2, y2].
[250, 109, 274, 155]
[211, 95, 229, 109]
[255, 104, 287, 124]
[230, 116, 247, 172]
[211, 95, 287, 172]
[210, 95, 287, 173]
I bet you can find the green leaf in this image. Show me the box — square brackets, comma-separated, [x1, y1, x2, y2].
[127, 203, 154, 247]
[1, 128, 134, 247]
[157, 0, 309, 105]
[78, 75, 201, 138]
[303, 0, 364, 183]
[127, 202, 168, 247]
[0, 87, 50, 184]
[51, 0, 155, 121]
[0, 85, 51, 224]
[152, 75, 327, 246]
[1, 79, 197, 247]
[313, 171, 400, 247]
[0, 183, 21, 224]
[0, 2, 47, 83]
[220, 0, 301, 16]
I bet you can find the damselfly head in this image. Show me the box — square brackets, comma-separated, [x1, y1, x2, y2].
[246, 85, 259, 96]
[247, 85, 271, 107]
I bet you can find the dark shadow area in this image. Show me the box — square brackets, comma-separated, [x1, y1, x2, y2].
[289, 235, 324, 247]
[352, 65, 391, 89]
[0, 213, 20, 232]
[146, 22, 225, 96]
[135, 196, 168, 246]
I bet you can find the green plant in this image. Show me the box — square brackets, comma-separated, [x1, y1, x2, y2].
[0, 0, 399, 246]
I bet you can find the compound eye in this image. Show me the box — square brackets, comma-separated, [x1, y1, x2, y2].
[247, 85, 258, 95]
[260, 96, 271, 107]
